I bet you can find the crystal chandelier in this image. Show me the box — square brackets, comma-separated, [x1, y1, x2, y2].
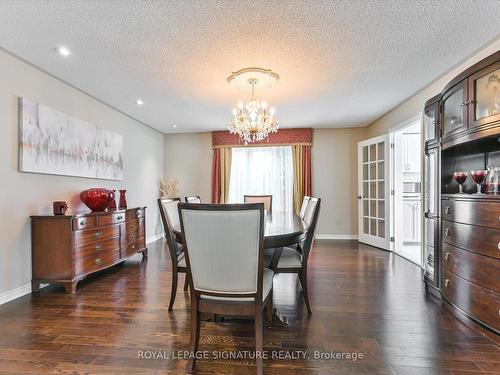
[227, 68, 279, 144]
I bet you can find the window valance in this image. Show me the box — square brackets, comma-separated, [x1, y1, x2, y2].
[212, 128, 312, 148]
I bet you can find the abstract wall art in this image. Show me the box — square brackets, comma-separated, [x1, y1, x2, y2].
[18, 97, 123, 180]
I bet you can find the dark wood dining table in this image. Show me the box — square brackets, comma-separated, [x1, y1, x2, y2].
[172, 210, 308, 326]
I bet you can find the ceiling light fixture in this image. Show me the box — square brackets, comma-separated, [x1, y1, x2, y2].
[227, 67, 279, 144]
[55, 46, 71, 57]
[173, 125, 177, 128]
[135, 99, 144, 106]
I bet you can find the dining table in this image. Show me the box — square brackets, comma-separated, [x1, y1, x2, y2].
[172, 210, 308, 327]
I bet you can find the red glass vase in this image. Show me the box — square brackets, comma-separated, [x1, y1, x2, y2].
[80, 188, 114, 212]
[119, 189, 127, 209]
[108, 190, 117, 210]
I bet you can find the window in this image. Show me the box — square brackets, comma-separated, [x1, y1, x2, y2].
[228, 146, 293, 212]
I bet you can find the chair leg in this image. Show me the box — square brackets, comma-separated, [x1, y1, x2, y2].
[183, 273, 189, 291]
[255, 307, 264, 375]
[187, 295, 201, 374]
[299, 269, 312, 315]
[168, 269, 178, 311]
[265, 292, 273, 323]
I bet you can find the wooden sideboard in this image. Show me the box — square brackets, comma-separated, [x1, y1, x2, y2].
[31, 207, 147, 293]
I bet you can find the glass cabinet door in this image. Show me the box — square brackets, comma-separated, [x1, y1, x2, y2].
[423, 147, 440, 287]
[468, 62, 500, 129]
[442, 81, 467, 138]
[424, 103, 439, 144]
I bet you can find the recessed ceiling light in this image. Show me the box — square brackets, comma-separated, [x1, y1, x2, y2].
[173, 125, 177, 128]
[135, 99, 144, 106]
[55, 46, 71, 57]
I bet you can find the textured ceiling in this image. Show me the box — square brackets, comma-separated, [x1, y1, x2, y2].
[0, 1, 499, 133]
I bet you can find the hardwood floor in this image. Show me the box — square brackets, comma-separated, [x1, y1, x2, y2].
[0, 239, 498, 374]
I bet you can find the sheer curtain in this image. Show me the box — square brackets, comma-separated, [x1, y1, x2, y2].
[228, 146, 293, 212]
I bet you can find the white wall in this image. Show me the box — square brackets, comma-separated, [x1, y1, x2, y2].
[164, 132, 212, 202]
[0, 51, 164, 299]
[312, 128, 367, 238]
[366, 37, 500, 137]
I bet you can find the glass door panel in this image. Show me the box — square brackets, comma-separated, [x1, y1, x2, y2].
[442, 81, 467, 138]
[358, 135, 390, 250]
[469, 62, 500, 129]
[424, 103, 439, 144]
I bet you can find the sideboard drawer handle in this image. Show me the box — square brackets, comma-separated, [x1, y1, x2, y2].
[444, 228, 451, 237]
[130, 225, 135, 230]
[80, 220, 86, 226]
[444, 279, 451, 287]
[444, 252, 450, 261]
[131, 245, 136, 250]
[94, 258, 102, 265]
[444, 206, 451, 215]
[498, 242, 500, 250]
[117, 215, 123, 220]
[95, 244, 103, 250]
[130, 235, 135, 240]
[94, 232, 102, 238]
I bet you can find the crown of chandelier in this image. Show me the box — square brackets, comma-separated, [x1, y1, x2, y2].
[227, 68, 279, 145]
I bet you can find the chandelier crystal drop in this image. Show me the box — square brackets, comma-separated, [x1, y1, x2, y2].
[228, 70, 279, 144]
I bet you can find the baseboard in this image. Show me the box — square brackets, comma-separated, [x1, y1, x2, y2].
[316, 234, 359, 240]
[0, 282, 48, 306]
[146, 232, 164, 245]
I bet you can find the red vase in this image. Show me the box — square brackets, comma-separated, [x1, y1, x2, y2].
[108, 190, 117, 210]
[80, 188, 114, 212]
[119, 189, 127, 209]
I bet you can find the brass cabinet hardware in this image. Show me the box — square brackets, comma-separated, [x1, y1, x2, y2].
[94, 258, 102, 265]
[444, 252, 450, 260]
[444, 279, 450, 287]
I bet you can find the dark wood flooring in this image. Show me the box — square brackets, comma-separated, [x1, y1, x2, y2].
[0, 240, 498, 374]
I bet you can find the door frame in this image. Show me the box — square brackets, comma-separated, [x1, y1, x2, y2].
[389, 113, 424, 266]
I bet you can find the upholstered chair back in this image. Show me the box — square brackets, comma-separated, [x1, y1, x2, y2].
[158, 198, 182, 258]
[299, 196, 311, 219]
[185, 196, 202, 204]
[244, 195, 272, 212]
[303, 197, 319, 228]
[179, 203, 264, 296]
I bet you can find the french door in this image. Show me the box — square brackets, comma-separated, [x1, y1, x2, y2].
[358, 135, 391, 250]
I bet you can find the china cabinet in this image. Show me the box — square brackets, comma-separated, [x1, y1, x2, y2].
[422, 50, 500, 341]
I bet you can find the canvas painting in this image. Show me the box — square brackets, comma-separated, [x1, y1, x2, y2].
[19, 97, 123, 180]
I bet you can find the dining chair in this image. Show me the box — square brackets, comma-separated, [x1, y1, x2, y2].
[264, 197, 321, 315]
[185, 196, 201, 203]
[299, 196, 311, 219]
[158, 197, 189, 311]
[244, 194, 272, 212]
[178, 202, 273, 375]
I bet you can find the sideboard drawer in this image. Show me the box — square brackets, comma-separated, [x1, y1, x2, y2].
[442, 220, 500, 259]
[73, 216, 97, 231]
[442, 242, 500, 293]
[73, 237, 120, 260]
[127, 208, 145, 220]
[121, 218, 145, 245]
[73, 224, 120, 246]
[442, 198, 500, 229]
[98, 212, 126, 226]
[442, 270, 500, 332]
[74, 248, 121, 276]
[123, 237, 145, 257]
